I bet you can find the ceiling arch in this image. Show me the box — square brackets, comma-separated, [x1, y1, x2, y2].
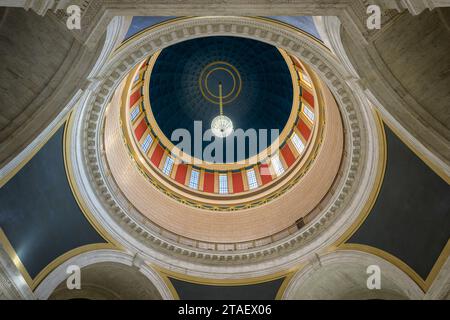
[282, 249, 424, 300]
[34, 249, 174, 300]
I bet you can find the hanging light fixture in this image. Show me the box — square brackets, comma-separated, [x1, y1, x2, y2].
[211, 81, 233, 138]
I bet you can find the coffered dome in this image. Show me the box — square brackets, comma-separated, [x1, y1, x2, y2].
[149, 36, 294, 162]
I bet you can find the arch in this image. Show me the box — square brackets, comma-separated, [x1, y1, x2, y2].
[282, 249, 424, 300]
[34, 249, 174, 300]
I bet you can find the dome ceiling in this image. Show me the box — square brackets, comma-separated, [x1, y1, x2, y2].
[123, 41, 323, 210]
[105, 48, 343, 241]
[149, 36, 293, 162]
[65, 16, 379, 278]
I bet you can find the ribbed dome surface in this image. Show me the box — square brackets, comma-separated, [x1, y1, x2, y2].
[149, 36, 293, 162]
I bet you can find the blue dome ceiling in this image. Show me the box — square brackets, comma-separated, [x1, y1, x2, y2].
[149, 36, 293, 163]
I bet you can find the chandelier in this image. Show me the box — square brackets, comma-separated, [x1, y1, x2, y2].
[211, 82, 233, 138]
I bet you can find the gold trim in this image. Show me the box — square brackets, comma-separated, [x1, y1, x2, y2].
[157, 270, 181, 300]
[426, 240, 450, 290]
[338, 242, 450, 292]
[381, 115, 450, 184]
[204, 67, 236, 99]
[153, 262, 299, 288]
[0, 228, 33, 287]
[329, 108, 387, 247]
[0, 113, 70, 188]
[63, 110, 123, 249]
[323, 111, 450, 293]
[339, 243, 425, 291]
[199, 61, 242, 104]
[274, 269, 300, 300]
[0, 228, 116, 291]
[0, 111, 122, 292]
[32, 243, 117, 290]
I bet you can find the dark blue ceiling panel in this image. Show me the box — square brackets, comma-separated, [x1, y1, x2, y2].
[169, 277, 285, 300]
[0, 126, 105, 279]
[349, 125, 450, 279]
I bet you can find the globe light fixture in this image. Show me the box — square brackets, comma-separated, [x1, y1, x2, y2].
[211, 115, 233, 138]
[211, 82, 233, 138]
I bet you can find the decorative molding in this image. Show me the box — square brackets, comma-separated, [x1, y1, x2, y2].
[314, 16, 360, 80]
[0, 246, 34, 300]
